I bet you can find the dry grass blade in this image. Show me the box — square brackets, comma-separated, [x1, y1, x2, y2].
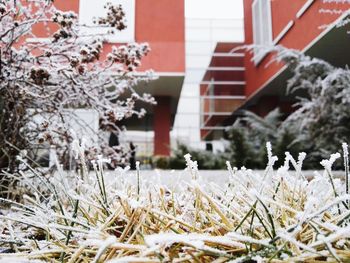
[0, 143, 350, 262]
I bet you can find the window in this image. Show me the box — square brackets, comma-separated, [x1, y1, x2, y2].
[79, 0, 135, 43]
[252, 0, 272, 65]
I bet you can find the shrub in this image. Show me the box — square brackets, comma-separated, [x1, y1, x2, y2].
[0, 1, 154, 171]
[227, 108, 305, 169]
[278, 49, 350, 168]
[169, 143, 228, 169]
[153, 156, 169, 169]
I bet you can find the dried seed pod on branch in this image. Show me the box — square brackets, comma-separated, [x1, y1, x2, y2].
[0, 0, 155, 171]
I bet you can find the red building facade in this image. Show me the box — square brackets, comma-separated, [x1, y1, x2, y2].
[201, 0, 350, 140]
[27, 0, 185, 156]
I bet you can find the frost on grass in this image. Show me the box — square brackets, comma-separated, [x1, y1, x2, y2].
[0, 142, 350, 262]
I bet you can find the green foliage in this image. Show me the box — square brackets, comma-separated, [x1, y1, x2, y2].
[169, 144, 228, 170]
[153, 156, 169, 169]
[227, 108, 310, 169]
[227, 127, 262, 169]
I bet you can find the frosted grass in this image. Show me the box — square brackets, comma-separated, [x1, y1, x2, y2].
[0, 142, 350, 262]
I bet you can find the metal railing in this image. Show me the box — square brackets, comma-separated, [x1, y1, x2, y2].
[173, 18, 244, 148]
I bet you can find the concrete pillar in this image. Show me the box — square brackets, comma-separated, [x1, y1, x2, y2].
[154, 96, 171, 156]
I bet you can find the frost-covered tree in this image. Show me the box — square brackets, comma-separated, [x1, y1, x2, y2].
[229, 46, 350, 169]
[278, 48, 350, 161]
[276, 1, 350, 162]
[0, 0, 155, 171]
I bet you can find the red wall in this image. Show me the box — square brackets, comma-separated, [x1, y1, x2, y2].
[271, 0, 305, 40]
[154, 97, 171, 156]
[134, 0, 185, 73]
[25, 0, 185, 73]
[31, 1, 79, 38]
[243, 0, 349, 99]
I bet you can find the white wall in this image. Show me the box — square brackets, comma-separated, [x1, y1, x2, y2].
[171, 0, 244, 151]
